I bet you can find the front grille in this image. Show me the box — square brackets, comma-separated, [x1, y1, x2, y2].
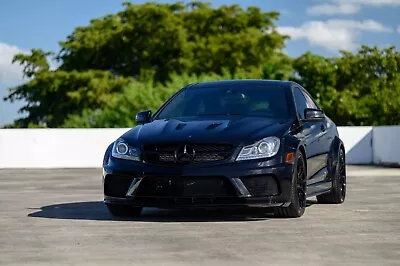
[143, 143, 234, 165]
[104, 175, 134, 197]
[240, 175, 279, 197]
[135, 176, 236, 197]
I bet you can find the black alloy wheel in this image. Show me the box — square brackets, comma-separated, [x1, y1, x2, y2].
[317, 148, 346, 204]
[338, 149, 346, 202]
[297, 158, 307, 210]
[274, 152, 307, 218]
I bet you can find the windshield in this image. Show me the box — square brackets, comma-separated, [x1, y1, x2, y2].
[155, 84, 290, 120]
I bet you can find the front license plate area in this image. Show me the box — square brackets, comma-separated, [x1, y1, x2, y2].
[136, 176, 228, 197]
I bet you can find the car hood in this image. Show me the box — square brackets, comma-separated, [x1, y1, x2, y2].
[121, 117, 293, 146]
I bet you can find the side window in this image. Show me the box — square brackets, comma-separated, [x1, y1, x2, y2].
[293, 88, 308, 119]
[302, 91, 319, 109]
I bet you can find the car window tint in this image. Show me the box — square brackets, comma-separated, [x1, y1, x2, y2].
[156, 85, 290, 120]
[302, 91, 318, 109]
[293, 87, 308, 119]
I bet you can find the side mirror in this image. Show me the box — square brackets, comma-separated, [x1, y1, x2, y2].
[303, 108, 325, 122]
[136, 110, 152, 124]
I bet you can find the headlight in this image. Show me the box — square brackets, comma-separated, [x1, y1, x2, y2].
[236, 137, 280, 161]
[111, 139, 141, 161]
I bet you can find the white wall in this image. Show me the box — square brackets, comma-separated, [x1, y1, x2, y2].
[0, 126, 397, 168]
[338, 126, 372, 165]
[372, 126, 400, 166]
[0, 129, 129, 168]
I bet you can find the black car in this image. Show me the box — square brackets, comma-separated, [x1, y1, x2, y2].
[102, 80, 346, 218]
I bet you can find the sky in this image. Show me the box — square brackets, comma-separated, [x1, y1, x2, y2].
[0, 0, 399, 126]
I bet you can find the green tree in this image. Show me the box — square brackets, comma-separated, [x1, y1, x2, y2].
[290, 52, 340, 122]
[62, 70, 258, 128]
[5, 1, 399, 128]
[58, 1, 287, 81]
[4, 48, 131, 127]
[293, 46, 400, 126]
[5, 1, 287, 128]
[334, 46, 400, 125]
[11, 49, 54, 79]
[262, 52, 293, 80]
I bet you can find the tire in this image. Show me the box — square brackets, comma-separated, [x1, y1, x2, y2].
[317, 148, 346, 204]
[106, 204, 143, 217]
[274, 151, 307, 218]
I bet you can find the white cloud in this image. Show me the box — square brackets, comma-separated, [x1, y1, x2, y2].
[308, 3, 360, 15]
[398, 25, 400, 33]
[327, 20, 393, 32]
[0, 42, 59, 84]
[278, 19, 392, 52]
[308, 0, 400, 15]
[0, 42, 27, 83]
[348, 0, 400, 5]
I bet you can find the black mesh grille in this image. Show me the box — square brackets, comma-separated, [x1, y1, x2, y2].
[143, 143, 234, 165]
[135, 176, 236, 197]
[240, 175, 279, 197]
[104, 175, 134, 197]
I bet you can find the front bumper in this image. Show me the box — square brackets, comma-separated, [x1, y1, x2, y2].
[102, 157, 294, 208]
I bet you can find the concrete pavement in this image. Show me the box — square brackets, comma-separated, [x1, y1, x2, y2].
[0, 166, 399, 266]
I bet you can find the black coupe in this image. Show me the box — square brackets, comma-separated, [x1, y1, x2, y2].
[102, 80, 346, 218]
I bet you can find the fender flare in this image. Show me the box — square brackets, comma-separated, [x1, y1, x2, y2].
[328, 136, 345, 177]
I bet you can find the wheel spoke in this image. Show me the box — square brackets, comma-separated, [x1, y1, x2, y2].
[298, 167, 304, 177]
[296, 160, 307, 209]
[338, 153, 346, 199]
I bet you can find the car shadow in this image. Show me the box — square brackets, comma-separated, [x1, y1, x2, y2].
[27, 200, 317, 222]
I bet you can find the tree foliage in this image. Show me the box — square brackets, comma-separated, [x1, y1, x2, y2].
[58, 1, 286, 81]
[2, 1, 399, 128]
[61, 71, 257, 128]
[4, 48, 132, 127]
[4, 1, 289, 128]
[293, 46, 400, 126]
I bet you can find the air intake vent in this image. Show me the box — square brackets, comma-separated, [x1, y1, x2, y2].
[240, 175, 279, 197]
[104, 175, 134, 197]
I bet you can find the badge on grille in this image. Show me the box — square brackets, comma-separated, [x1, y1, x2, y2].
[174, 145, 195, 163]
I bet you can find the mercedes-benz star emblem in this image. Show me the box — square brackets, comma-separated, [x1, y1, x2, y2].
[174, 145, 195, 164]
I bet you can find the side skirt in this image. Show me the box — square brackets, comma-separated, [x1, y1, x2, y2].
[306, 166, 332, 197]
[306, 180, 332, 198]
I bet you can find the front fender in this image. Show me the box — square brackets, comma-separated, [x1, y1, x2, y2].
[328, 136, 344, 177]
[103, 142, 114, 167]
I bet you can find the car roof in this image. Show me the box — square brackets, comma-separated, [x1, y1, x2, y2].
[188, 79, 298, 89]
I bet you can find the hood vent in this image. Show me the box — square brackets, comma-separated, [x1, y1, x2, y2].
[206, 122, 222, 130]
[175, 123, 187, 130]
